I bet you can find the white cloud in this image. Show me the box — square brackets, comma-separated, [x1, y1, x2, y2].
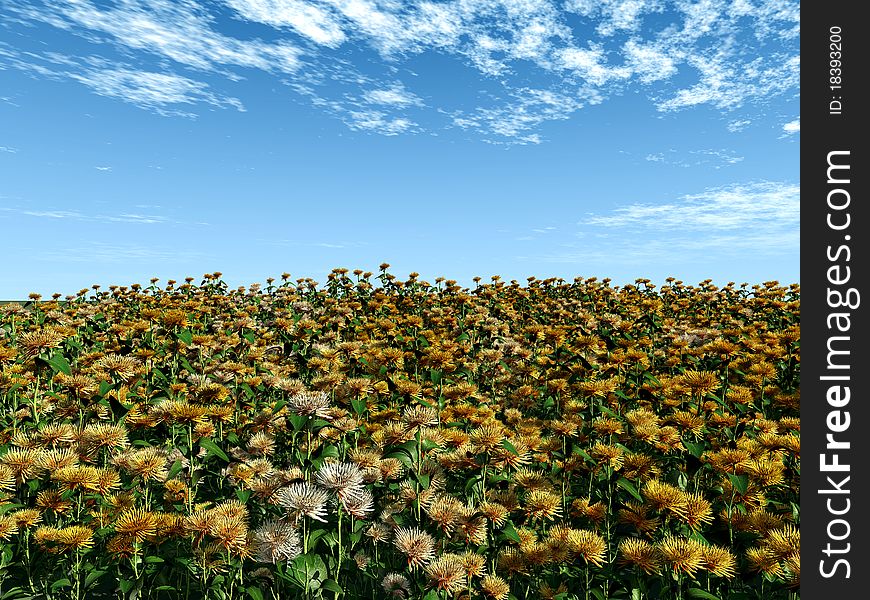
[70, 68, 244, 115]
[2, 0, 800, 143]
[528, 180, 799, 267]
[363, 84, 424, 107]
[556, 45, 631, 85]
[581, 181, 798, 231]
[623, 39, 677, 83]
[727, 119, 751, 132]
[34, 243, 203, 263]
[20, 210, 84, 219]
[1, 205, 172, 225]
[39, 0, 303, 75]
[224, 0, 347, 47]
[95, 165, 112, 171]
[566, 0, 665, 36]
[658, 53, 799, 112]
[0, 145, 18, 153]
[346, 110, 416, 135]
[782, 118, 799, 134]
[452, 87, 593, 144]
[642, 148, 743, 168]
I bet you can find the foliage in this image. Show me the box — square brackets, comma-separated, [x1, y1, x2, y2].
[0, 269, 800, 599]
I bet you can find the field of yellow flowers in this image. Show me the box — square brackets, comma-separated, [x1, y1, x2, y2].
[0, 267, 800, 600]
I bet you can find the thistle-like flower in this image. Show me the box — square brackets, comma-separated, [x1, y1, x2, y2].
[480, 574, 511, 599]
[340, 487, 375, 519]
[276, 482, 331, 523]
[119, 447, 168, 482]
[114, 508, 159, 542]
[701, 544, 737, 578]
[56, 525, 95, 550]
[316, 462, 365, 499]
[619, 538, 662, 574]
[659, 536, 705, 575]
[254, 519, 302, 563]
[0, 515, 19, 540]
[424, 553, 466, 593]
[381, 573, 411, 598]
[402, 405, 439, 429]
[286, 391, 332, 419]
[567, 529, 607, 567]
[393, 526, 435, 569]
[209, 514, 249, 555]
[524, 489, 563, 522]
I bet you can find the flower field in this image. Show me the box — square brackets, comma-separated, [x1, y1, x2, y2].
[0, 268, 800, 600]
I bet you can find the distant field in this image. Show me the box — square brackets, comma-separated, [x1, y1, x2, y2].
[0, 270, 800, 600]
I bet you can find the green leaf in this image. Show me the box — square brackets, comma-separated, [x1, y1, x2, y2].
[573, 447, 595, 464]
[728, 473, 749, 495]
[167, 460, 183, 480]
[84, 570, 107, 589]
[590, 589, 606, 600]
[199, 437, 229, 462]
[503, 520, 521, 543]
[687, 589, 721, 600]
[51, 579, 72, 591]
[177, 330, 193, 345]
[307, 529, 328, 551]
[320, 445, 340, 459]
[0, 503, 23, 515]
[683, 440, 706, 458]
[47, 353, 72, 375]
[289, 414, 307, 431]
[144, 556, 164, 563]
[321, 580, 342, 595]
[500, 439, 519, 456]
[351, 397, 367, 415]
[247, 587, 265, 600]
[617, 477, 643, 502]
[236, 489, 252, 503]
[179, 356, 195, 373]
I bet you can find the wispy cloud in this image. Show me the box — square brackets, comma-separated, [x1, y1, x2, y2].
[526, 181, 799, 267]
[70, 68, 245, 116]
[643, 148, 744, 169]
[2, 0, 800, 143]
[363, 83, 424, 107]
[0, 145, 18, 153]
[727, 119, 752, 132]
[33, 243, 205, 263]
[0, 206, 173, 225]
[782, 118, 800, 135]
[580, 181, 798, 231]
[258, 238, 369, 250]
[452, 87, 594, 144]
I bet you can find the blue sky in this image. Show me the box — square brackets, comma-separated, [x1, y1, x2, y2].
[0, 0, 799, 298]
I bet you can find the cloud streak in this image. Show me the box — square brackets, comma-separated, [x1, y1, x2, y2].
[1, 0, 800, 143]
[0, 206, 176, 225]
[580, 181, 798, 231]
